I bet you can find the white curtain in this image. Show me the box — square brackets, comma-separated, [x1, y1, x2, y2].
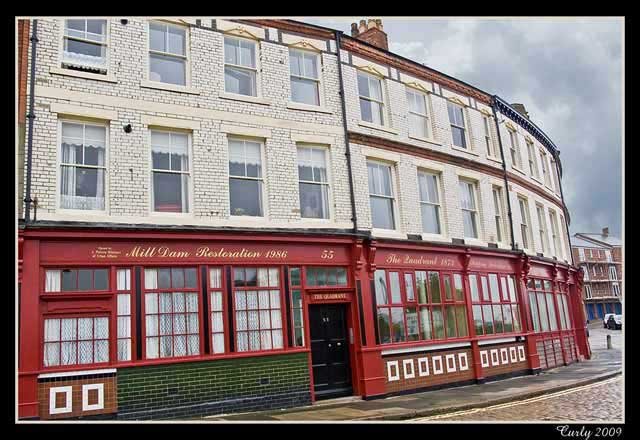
[60, 144, 77, 209]
[45, 270, 61, 292]
[145, 269, 157, 289]
[117, 269, 130, 291]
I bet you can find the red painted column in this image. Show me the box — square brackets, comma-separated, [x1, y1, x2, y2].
[569, 275, 591, 360]
[516, 257, 541, 371]
[461, 251, 483, 382]
[19, 236, 40, 419]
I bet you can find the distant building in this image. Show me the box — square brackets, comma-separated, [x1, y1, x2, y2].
[572, 228, 622, 321]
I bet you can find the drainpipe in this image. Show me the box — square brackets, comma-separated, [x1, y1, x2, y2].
[335, 31, 358, 233]
[491, 96, 516, 251]
[553, 151, 576, 267]
[23, 19, 38, 224]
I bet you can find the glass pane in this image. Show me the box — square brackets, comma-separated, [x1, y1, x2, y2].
[78, 318, 93, 340]
[149, 53, 185, 85]
[429, 272, 441, 303]
[502, 304, 513, 332]
[512, 304, 522, 332]
[389, 272, 401, 303]
[421, 203, 441, 234]
[224, 36, 238, 64]
[65, 39, 104, 59]
[360, 98, 373, 123]
[390, 307, 405, 342]
[230, 178, 263, 216]
[492, 305, 504, 333]
[455, 305, 468, 337]
[489, 274, 500, 302]
[404, 273, 415, 301]
[482, 305, 494, 334]
[416, 271, 427, 304]
[167, 25, 186, 56]
[61, 318, 77, 341]
[299, 182, 329, 219]
[149, 22, 166, 52]
[377, 309, 390, 344]
[291, 77, 319, 106]
[445, 305, 457, 338]
[472, 305, 484, 335]
[454, 274, 464, 301]
[289, 49, 302, 76]
[406, 307, 419, 341]
[528, 292, 540, 332]
[370, 196, 394, 229]
[469, 274, 479, 302]
[337, 268, 347, 285]
[157, 268, 171, 289]
[462, 210, 477, 238]
[153, 172, 188, 213]
[481, 276, 489, 301]
[444, 276, 452, 301]
[508, 276, 517, 302]
[225, 66, 256, 96]
[78, 269, 92, 290]
[357, 72, 369, 97]
[537, 292, 550, 331]
[290, 267, 301, 286]
[239, 39, 256, 68]
[184, 268, 197, 289]
[452, 126, 466, 148]
[409, 113, 428, 138]
[432, 308, 444, 339]
[419, 307, 432, 340]
[547, 293, 558, 330]
[374, 270, 388, 305]
[303, 52, 318, 78]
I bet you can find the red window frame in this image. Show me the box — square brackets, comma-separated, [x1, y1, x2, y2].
[526, 277, 568, 335]
[207, 266, 227, 355]
[470, 272, 522, 338]
[43, 267, 110, 293]
[289, 266, 306, 348]
[115, 267, 133, 363]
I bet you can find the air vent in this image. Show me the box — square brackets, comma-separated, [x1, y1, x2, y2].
[452, 238, 465, 245]
[537, 253, 544, 257]
[407, 234, 422, 241]
[488, 243, 498, 249]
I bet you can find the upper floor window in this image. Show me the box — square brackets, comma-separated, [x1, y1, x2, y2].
[549, 209, 562, 258]
[60, 121, 107, 211]
[44, 316, 109, 367]
[418, 171, 442, 235]
[492, 186, 505, 244]
[45, 268, 109, 293]
[406, 88, 430, 139]
[550, 157, 560, 192]
[367, 161, 395, 230]
[358, 71, 384, 125]
[482, 115, 498, 158]
[289, 48, 320, 106]
[584, 284, 592, 299]
[526, 139, 539, 179]
[297, 145, 330, 219]
[518, 196, 531, 249]
[536, 204, 549, 254]
[224, 36, 257, 96]
[62, 19, 108, 73]
[508, 129, 522, 169]
[612, 283, 620, 297]
[459, 179, 479, 239]
[447, 102, 467, 149]
[229, 138, 264, 217]
[149, 21, 187, 86]
[150, 130, 190, 213]
[609, 266, 617, 281]
[540, 150, 552, 187]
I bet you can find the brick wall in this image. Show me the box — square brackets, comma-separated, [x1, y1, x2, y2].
[38, 373, 117, 420]
[478, 342, 528, 378]
[116, 352, 311, 420]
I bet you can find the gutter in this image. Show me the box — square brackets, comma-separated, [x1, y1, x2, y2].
[491, 97, 516, 251]
[23, 19, 38, 224]
[335, 31, 359, 232]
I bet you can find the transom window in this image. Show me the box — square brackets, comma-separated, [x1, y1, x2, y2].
[59, 121, 107, 211]
[149, 21, 187, 85]
[492, 186, 505, 243]
[367, 161, 395, 230]
[459, 179, 479, 239]
[43, 316, 109, 367]
[224, 36, 257, 96]
[45, 268, 109, 292]
[62, 19, 107, 72]
[518, 197, 531, 249]
[290, 48, 320, 106]
[305, 267, 348, 286]
[233, 267, 283, 352]
[297, 146, 330, 219]
[536, 204, 549, 254]
[144, 267, 200, 359]
[374, 269, 467, 344]
[526, 139, 539, 179]
[469, 273, 521, 336]
[358, 71, 385, 125]
[406, 88, 430, 139]
[229, 138, 263, 217]
[509, 129, 522, 169]
[447, 102, 467, 149]
[151, 130, 190, 213]
[418, 171, 442, 235]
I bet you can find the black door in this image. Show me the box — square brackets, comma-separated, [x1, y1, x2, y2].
[309, 304, 352, 399]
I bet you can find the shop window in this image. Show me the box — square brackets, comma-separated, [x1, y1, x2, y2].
[470, 273, 521, 337]
[290, 268, 305, 347]
[233, 267, 283, 352]
[45, 268, 109, 292]
[43, 316, 109, 367]
[209, 268, 225, 354]
[144, 267, 200, 359]
[527, 278, 565, 334]
[116, 268, 132, 362]
[305, 267, 348, 287]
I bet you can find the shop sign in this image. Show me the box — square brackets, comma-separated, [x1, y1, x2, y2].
[380, 252, 461, 269]
[308, 292, 351, 302]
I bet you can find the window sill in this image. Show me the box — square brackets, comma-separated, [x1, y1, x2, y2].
[420, 233, 449, 243]
[371, 228, 405, 239]
[511, 165, 527, 176]
[486, 155, 503, 165]
[140, 80, 201, 95]
[50, 67, 117, 83]
[286, 101, 332, 114]
[461, 237, 486, 247]
[531, 176, 543, 185]
[408, 134, 441, 146]
[56, 208, 108, 216]
[358, 120, 399, 135]
[220, 92, 271, 106]
[451, 145, 479, 156]
[149, 211, 194, 218]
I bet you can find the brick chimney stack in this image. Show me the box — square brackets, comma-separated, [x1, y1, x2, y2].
[350, 18, 389, 51]
[602, 227, 609, 237]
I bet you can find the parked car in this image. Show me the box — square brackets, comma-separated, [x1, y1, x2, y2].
[603, 313, 615, 328]
[606, 314, 622, 330]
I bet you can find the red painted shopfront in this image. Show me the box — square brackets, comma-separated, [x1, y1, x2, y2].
[17, 227, 590, 420]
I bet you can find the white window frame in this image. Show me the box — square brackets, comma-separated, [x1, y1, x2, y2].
[358, 70, 386, 126]
[609, 266, 617, 281]
[549, 209, 562, 258]
[296, 144, 332, 221]
[367, 159, 398, 231]
[526, 139, 539, 179]
[417, 169, 443, 236]
[585, 284, 592, 299]
[406, 87, 432, 140]
[56, 119, 109, 214]
[459, 178, 480, 239]
[289, 47, 323, 107]
[147, 20, 190, 87]
[149, 129, 193, 216]
[223, 34, 261, 97]
[550, 157, 560, 193]
[578, 247, 585, 262]
[508, 128, 522, 170]
[492, 186, 506, 244]
[228, 136, 267, 218]
[540, 149, 552, 188]
[447, 101, 470, 150]
[612, 283, 620, 297]
[536, 204, 549, 254]
[60, 19, 109, 73]
[517, 196, 532, 250]
[483, 115, 498, 158]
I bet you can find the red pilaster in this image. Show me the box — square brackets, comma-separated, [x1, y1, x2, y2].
[517, 255, 541, 371]
[461, 251, 483, 382]
[570, 272, 591, 360]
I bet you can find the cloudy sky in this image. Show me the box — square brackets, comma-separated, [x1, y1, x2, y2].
[306, 17, 624, 238]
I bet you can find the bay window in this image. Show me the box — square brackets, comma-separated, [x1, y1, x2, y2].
[367, 161, 396, 230]
[144, 267, 200, 359]
[151, 130, 190, 213]
[418, 170, 442, 235]
[149, 21, 187, 86]
[224, 35, 257, 96]
[229, 138, 264, 217]
[470, 273, 521, 337]
[459, 179, 479, 239]
[62, 19, 108, 72]
[297, 146, 330, 219]
[358, 71, 385, 125]
[406, 88, 431, 139]
[44, 316, 109, 367]
[59, 121, 107, 211]
[233, 267, 283, 352]
[290, 48, 320, 106]
[447, 101, 467, 149]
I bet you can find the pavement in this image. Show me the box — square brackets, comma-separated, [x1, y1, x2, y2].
[198, 327, 622, 422]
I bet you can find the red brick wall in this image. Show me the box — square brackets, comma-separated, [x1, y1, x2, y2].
[38, 375, 117, 420]
[356, 28, 389, 51]
[479, 342, 528, 378]
[17, 19, 29, 125]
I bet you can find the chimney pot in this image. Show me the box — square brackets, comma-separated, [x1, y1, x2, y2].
[359, 20, 367, 34]
[351, 22, 359, 37]
[375, 19, 383, 30]
[367, 19, 376, 29]
[602, 227, 609, 237]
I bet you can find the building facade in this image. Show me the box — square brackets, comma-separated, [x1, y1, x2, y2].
[572, 228, 622, 321]
[17, 17, 588, 420]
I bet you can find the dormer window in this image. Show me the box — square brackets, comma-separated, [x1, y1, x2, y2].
[62, 19, 108, 73]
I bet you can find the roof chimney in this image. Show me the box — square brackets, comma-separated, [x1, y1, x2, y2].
[349, 18, 389, 51]
[510, 103, 530, 119]
[602, 227, 609, 237]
